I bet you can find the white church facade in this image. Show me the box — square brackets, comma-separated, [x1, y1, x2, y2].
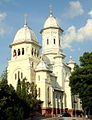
[7, 9, 81, 116]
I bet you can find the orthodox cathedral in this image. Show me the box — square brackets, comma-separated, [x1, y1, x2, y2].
[7, 9, 81, 116]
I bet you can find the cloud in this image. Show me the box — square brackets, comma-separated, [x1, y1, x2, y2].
[0, 12, 12, 37]
[63, 11, 92, 49]
[88, 10, 92, 18]
[0, 13, 7, 20]
[0, 22, 10, 36]
[0, 0, 13, 5]
[64, 1, 84, 18]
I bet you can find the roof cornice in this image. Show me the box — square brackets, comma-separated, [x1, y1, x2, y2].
[40, 26, 64, 34]
[9, 41, 41, 48]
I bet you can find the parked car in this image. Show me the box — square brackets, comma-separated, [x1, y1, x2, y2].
[62, 112, 71, 117]
[57, 114, 63, 117]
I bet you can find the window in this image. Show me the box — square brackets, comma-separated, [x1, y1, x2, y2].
[13, 50, 16, 57]
[15, 73, 17, 80]
[18, 49, 20, 56]
[54, 39, 55, 44]
[32, 62, 34, 67]
[22, 48, 24, 55]
[37, 50, 39, 57]
[48, 87, 49, 100]
[21, 72, 23, 79]
[38, 88, 40, 97]
[47, 39, 49, 45]
[18, 71, 20, 79]
[34, 49, 36, 56]
[31, 48, 34, 56]
[38, 75, 40, 81]
[59, 39, 60, 46]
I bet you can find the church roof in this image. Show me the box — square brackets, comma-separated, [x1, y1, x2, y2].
[13, 24, 38, 44]
[68, 56, 75, 64]
[43, 16, 59, 29]
[35, 56, 51, 72]
[40, 8, 63, 33]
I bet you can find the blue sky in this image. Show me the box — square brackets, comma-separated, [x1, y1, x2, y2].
[0, 0, 92, 75]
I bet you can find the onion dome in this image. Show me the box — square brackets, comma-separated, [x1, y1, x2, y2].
[68, 56, 75, 64]
[12, 15, 38, 44]
[13, 26, 38, 44]
[44, 15, 59, 28]
[40, 7, 63, 33]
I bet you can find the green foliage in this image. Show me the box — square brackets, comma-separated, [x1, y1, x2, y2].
[0, 79, 24, 120]
[0, 67, 7, 81]
[16, 79, 21, 96]
[0, 69, 42, 119]
[69, 52, 92, 109]
[80, 52, 92, 67]
[16, 78, 41, 112]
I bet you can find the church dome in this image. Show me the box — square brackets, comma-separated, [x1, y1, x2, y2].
[40, 8, 63, 33]
[44, 16, 59, 28]
[13, 24, 38, 44]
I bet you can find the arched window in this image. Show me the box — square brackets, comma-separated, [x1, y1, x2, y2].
[59, 39, 60, 46]
[38, 88, 40, 97]
[32, 62, 34, 67]
[38, 75, 40, 81]
[37, 50, 39, 57]
[47, 39, 49, 45]
[54, 39, 55, 44]
[18, 71, 20, 80]
[15, 73, 17, 80]
[13, 50, 16, 57]
[34, 49, 36, 56]
[22, 48, 24, 55]
[21, 72, 23, 79]
[48, 87, 49, 100]
[31, 48, 34, 56]
[18, 49, 20, 56]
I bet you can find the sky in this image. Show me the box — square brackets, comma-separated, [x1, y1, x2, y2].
[0, 0, 92, 75]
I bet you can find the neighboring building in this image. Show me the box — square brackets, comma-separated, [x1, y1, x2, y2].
[7, 9, 81, 116]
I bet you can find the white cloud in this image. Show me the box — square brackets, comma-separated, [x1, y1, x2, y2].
[88, 10, 92, 18]
[0, 22, 10, 36]
[0, 12, 12, 37]
[63, 11, 92, 49]
[0, 13, 7, 20]
[0, 0, 13, 5]
[64, 1, 84, 18]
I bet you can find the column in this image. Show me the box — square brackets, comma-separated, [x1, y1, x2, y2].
[50, 87, 54, 117]
[59, 99, 62, 114]
[55, 98, 58, 115]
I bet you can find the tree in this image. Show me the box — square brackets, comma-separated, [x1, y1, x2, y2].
[16, 79, 21, 97]
[16, 78, 42, 115]
[0, 79, 24, 120]
[69, 52, 92, 111]
[0, 69, 27, 120]
[0, 69, 42, 119]
[0, 67, 7, 81]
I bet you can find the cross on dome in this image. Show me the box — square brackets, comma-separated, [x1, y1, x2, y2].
[24, 13, 28, 27]
[49, 5, 53, 17]
[70, 56, 72, 61]
[68, 56, 74, 64]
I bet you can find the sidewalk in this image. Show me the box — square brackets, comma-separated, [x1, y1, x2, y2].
[41, 117, 91, 120]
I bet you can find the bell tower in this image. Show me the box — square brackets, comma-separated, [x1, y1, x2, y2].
[40, 7, 63, 56]
[7, 16, 41, 88]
